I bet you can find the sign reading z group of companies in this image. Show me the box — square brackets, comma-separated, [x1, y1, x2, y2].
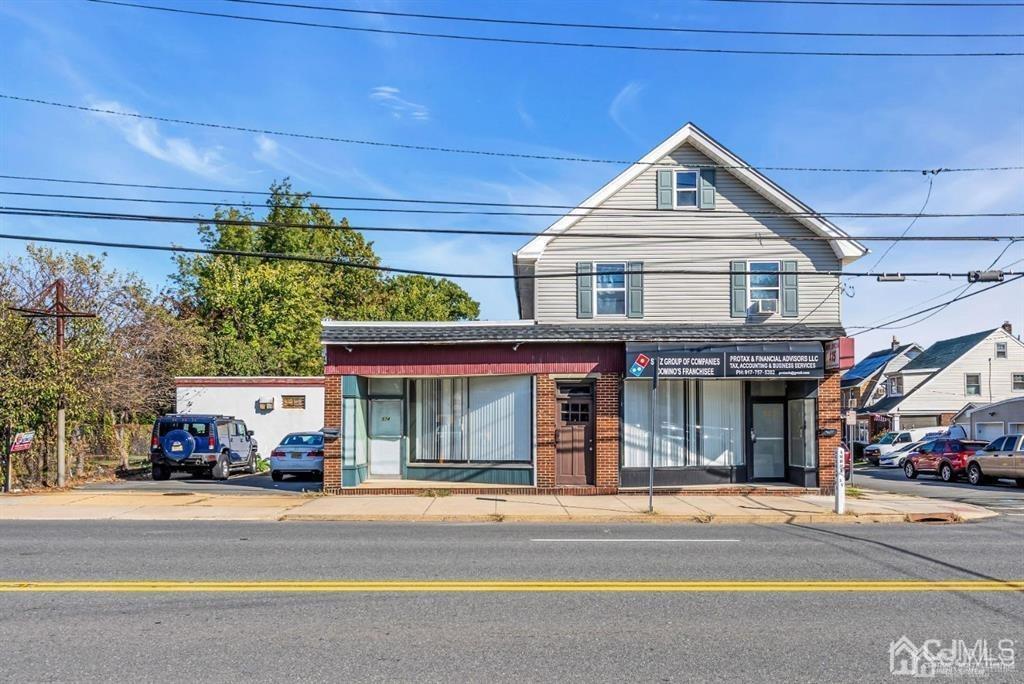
[628, 351, 825, 379]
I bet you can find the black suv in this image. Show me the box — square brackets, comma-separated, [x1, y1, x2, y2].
[150, 414, 258, 481]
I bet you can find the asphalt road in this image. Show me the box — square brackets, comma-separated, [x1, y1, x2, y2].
[854, 466, 1024, 517]
[79, 470, 322, 495]
[2, 520, 1022, 683]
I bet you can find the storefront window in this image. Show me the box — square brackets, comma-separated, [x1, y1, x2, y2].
[411, 376, 531, 463]
[624, 380, 743, 468]
[787, 398, 817, 468]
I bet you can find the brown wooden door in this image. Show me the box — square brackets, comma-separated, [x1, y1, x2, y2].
[556, 396, 595, 486]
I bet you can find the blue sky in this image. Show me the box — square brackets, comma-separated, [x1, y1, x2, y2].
[1, 0, 1022, 359]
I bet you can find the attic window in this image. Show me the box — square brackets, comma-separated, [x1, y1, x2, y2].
[996, 341, 1007, 359]
[673, 170, 698, 208]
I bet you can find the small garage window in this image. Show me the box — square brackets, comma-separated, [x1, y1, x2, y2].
[282, 395, 306, 409]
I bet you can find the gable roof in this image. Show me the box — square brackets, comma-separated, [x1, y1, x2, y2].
[841, 343, 918, 388]
[513, 122, 868, 264]
[899, 330, 996, 372]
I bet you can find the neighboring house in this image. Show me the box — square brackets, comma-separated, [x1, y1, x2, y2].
[963, 397, 1024, 442]
[319, 123, 866, 492]
[859, 324, 1024, 432]
[840, 339, 922, 443]
[175, 377, 325, 458]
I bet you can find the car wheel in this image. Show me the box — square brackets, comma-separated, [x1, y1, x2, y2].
[152, 463, 171, 481]
[246, 453, 257, 475]
[904, 461, 918, 479]
[968, 463, 984, 486]
[213, 454, 231, 481]
[271, 471, 283, 482]
[939, 463, 954, 482]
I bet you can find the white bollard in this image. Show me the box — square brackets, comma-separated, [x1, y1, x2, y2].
[834, 446, 846, 515]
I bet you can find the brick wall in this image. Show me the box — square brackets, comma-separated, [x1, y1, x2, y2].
[817, 369, 842, 494]
[594, 374, 621, 489]
[535, 375, 556, 487]
[323, 374, 342, 489]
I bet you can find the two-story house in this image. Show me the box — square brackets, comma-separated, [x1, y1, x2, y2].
[318, 123, 866, 493]
[841, 339, 922, 444]
[861, 324, 1024, 436]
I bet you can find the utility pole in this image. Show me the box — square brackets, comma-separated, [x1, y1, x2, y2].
[9, 278, 96, 488]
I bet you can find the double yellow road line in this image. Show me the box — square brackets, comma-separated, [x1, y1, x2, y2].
[2, 580, 1022, 593]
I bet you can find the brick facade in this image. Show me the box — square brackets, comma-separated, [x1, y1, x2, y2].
[323, 374, 342, 489]
[534, 375, 556, 488]
[817, 369, 842, 494]
[594, 374, 621, 489]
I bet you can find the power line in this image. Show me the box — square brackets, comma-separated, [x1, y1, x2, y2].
[85, 1, 1024, 58]
[866, 175, 935, 274]
[6, 205, 1024, 244]
[0, 230, 1017, 280]
[4, 175, 1023, 217]
[5, 95, 1023, 173]
[225, 0, 1024, 38]
[6, 189, 1024, 223]
[850, 274, 1024, 336]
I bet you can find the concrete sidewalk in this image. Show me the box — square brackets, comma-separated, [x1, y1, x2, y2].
[0, 490, 997, 524]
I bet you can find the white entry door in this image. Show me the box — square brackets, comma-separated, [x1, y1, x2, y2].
[369, 399, 403, 477]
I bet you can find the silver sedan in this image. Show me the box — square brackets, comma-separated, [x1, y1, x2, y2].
[269, 432, 324, 482]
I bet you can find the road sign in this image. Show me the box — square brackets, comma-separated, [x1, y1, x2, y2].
[10, 431, 35, 453]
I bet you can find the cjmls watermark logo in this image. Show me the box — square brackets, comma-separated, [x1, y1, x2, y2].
[889, 635, 1016, 678]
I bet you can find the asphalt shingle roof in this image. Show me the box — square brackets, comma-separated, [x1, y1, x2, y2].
[321, 322, 845, 345]
[840, 343, 917, 388]
[900, 330, 995, 372]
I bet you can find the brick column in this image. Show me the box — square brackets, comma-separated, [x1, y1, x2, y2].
[817, 369, 841, 494]
[535, 375, 556, 488]
[323, 374, 343, 491]
[594, 373, 621, 490]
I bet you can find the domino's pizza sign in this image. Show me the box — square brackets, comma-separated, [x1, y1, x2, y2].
[629, 353, 652, 378]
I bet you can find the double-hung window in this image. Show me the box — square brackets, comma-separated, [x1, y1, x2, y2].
[996, 342, 1008, 359]
[673, 170, 698, 209]
[749, 261, 780, 314]
[1012, 373, 1024, 391]
[965, 373, 982, 396]
[595, 263, 626, 316]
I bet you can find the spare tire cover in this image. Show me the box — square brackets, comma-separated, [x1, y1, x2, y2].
[161, 429, 196, 462]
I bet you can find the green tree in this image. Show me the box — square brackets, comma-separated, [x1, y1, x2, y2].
[172, 180, 480, 375]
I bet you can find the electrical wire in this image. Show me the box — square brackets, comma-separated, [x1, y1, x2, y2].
[3, 175, 1022, 217]
[866, 175, 935, 274]
[3, 188, 1023, 221]
[0, 230, 1016, 280]
[5, 205, 1022, 244]
[224, 0, 1024, 38]
[850, 274, 1024, 336]
[81, 1, 1024, 58]
[8, 95, 1021, 173]
[703, 0, 1024, 6]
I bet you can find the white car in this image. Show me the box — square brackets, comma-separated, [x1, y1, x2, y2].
[878, 440, 925, 468]
[863, 428, 938, 465]
[269, 432, 325, 482]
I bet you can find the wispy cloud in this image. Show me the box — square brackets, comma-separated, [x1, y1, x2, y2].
[250, 134, 397, 197]
[369, 86, 430, 121]
[609, 81, 645, 142]
[90, 99, 226, 178]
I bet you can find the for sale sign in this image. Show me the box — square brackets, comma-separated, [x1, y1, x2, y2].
[10, 431, 35, 453]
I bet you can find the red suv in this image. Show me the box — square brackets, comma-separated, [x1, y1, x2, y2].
[904, 439, 988, 482]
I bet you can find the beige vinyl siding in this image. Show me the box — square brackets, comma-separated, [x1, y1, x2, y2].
[533, 144, 843, 324]
[897, 330, 1024, 413]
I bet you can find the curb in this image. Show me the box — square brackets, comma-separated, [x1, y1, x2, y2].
[277, 511, 977, 524]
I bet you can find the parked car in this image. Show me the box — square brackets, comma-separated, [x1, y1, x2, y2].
[903, 438, 988, 482]
[840, 441, 852, 481]
[150, 414, 257, 481]
[270, 431, 325, 482]
[864, 428, 937, 465]
[878, 440, 924, 469]
[966, 434, 1024, 487]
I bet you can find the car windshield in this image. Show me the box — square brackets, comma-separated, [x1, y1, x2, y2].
[281, 433, 323, 446]
[159, 421, 210, 438]
[876, 432, 898, 445]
